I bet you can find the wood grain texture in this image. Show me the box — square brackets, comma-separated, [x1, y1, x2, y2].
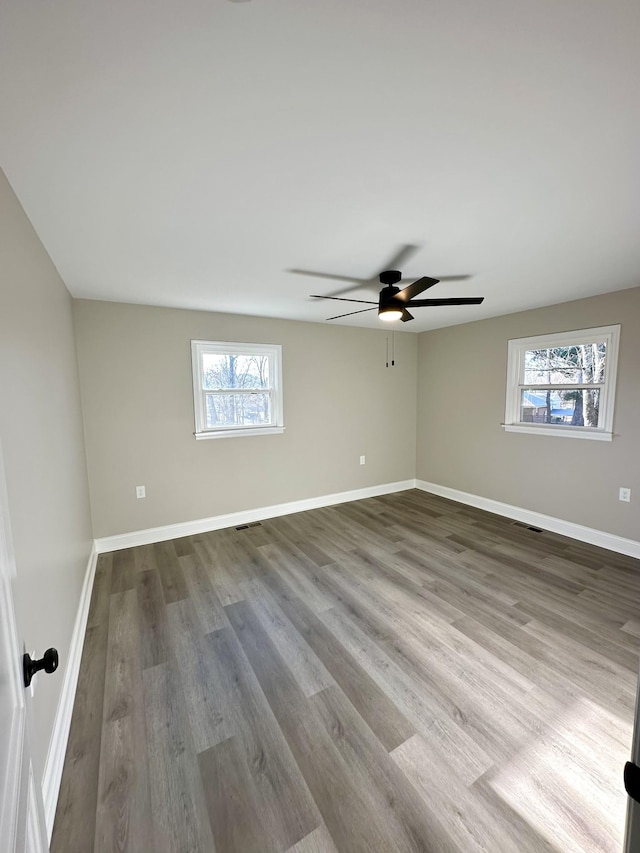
[53, 490, 639, 852]
[286, 824, 339, 853]
[51, 556, 112, 853]
[143, 663, 215, 852]
[94, 589, 152, 851]
[136, 568, 170, 670]
[154, 540, 189, 603]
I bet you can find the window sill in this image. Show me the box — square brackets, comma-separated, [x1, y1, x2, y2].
[502, 424, 613, 441]
[194, 426, 285, 440]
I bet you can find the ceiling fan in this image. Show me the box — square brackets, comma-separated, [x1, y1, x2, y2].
[292, 243, 484, 322]
[311, 269, 484, 323]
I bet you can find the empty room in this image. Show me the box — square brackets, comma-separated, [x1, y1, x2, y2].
[1, 1, 640, 852]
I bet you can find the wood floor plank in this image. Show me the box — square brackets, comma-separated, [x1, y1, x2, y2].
[199, 734, 278, 853]
[227, 598, 430, 852]
[392, 733, 557, 853]
[257, 573, 416, 751]
[513, 596, 640, 669]
[133, 543, 156, 574]
[166, 597, 235, 751]
[154, 540, 189, 603]
[172, 535, 194, 557]
[193, 536, 245, 605]
[94, 715, 152, 852]
[298, 563, 574, 766]
[143, 663, 215, 852]
[111, 547, 136, 593]
[318, 605, 493, 784]
[206, 618, 321, 850]
[50, 622, 109, 853]
[136, 569, 170, 670]
[311, 684, 457, 852]
[102, 589, 142, 723]
[180, 551, 229, 632]
[242, 578, 336, 698]
[265, 515, 334, 567]
[259, 542, 335, 613]
[169, 595, 320, 848]
[286, 824, 339, 853]
[475, 715, 626, 852]
[94, 588, 152, 851]
[51, 554, 113, 853]
[86, 553, 113, 629]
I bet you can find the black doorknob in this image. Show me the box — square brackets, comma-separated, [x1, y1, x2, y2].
[23, 648, 59, 688]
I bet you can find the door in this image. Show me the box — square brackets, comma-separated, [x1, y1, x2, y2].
[625, 668, 640, 852]
[0, 442, 48, 853]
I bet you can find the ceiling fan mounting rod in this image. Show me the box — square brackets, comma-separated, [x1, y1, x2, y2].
[379, 270, 402, 286]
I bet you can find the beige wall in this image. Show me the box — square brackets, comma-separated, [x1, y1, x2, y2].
[0, 170, 93, 773]
[73, 300, 417, 538]
[416, 286, 640, 541]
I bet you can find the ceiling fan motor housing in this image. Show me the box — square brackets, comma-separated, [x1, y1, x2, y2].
[379, 284, 402, 307]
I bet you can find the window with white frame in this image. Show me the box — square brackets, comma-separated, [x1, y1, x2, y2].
[191, 340, 284, 439]
[503, 325, 620, 441]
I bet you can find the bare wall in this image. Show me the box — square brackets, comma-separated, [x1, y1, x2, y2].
[0, 170, 93, 774]
[416, 286, 640, 541]
[73, 300, 417, 538]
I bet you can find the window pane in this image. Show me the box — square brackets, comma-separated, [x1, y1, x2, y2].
[519, 388, 601, 427]
[202, 353, 270, 390]
[523, 343, 606, 385]
[205, 393, 272, 428]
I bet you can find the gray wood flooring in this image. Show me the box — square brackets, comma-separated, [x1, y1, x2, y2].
[51, 490, 640, 852]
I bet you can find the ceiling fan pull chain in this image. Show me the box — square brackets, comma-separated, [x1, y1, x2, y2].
[386, 335, 389, 368]
[392, 331, 395, 367]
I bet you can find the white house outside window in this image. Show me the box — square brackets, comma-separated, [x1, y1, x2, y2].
[503, 325, 620, 441]
[191, 340, 284, 439]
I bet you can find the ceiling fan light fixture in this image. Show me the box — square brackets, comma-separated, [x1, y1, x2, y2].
[378, 305, 403, 322]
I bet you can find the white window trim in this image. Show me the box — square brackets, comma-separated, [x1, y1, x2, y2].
[191, 340, 284, 440]
[503, 324, 620, 441]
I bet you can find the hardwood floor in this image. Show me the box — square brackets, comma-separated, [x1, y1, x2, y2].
[51, 490, 640, 852]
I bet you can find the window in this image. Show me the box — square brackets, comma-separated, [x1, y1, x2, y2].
[503, 325, 620, 441]
[191, 340, 284, 439]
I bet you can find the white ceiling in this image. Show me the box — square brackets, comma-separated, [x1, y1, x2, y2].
[1, 0, 639, 332]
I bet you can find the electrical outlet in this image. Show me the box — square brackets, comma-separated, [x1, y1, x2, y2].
[619, 487, 631, 503]
[360, 455, 366, 465]
[136, 485, 146, 499]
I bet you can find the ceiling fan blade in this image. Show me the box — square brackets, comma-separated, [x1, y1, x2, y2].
[378, 244, 421, 278]
[396, 276, 440, 303]
[290, 269, 369, 286]
[400, 309, 414, 323]
[311, 295, 377, 305]
[400, 274, 472, 283]
[326, 307, 378, 321]
[408, 297, 485, 307]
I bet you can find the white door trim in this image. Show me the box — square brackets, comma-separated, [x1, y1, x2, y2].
[0, 439, 48, 853]
[0, 445, 26, 852]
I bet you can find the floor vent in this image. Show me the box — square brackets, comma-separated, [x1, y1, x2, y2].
[512, 521, 543, 533]
[235, 521, 263, 531]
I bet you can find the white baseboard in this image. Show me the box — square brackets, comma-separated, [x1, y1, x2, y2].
[416, 479, 640, 560]
[42, 543, 98, 841]
[95, 479, 417, 553]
